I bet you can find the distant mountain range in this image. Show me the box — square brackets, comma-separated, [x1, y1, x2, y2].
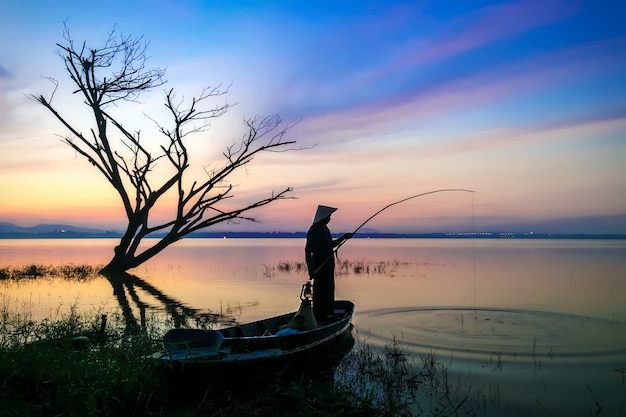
[0, 222, 624, 239]
[0, 222, 121, 238]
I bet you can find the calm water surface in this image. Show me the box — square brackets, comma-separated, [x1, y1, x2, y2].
[1, 238, 625, 416]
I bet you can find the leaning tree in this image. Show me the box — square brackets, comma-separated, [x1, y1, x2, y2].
[33, 27, 296, 275]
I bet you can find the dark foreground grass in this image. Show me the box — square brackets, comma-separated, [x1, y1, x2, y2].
[0, 264, 482, 416]
[0, 304, 485, 417]
[0, 305, 440, 417]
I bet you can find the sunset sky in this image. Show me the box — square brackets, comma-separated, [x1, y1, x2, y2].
[1, 0, 625, 234]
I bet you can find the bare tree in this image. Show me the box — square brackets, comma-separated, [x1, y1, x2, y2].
[32, 26, 296, 275]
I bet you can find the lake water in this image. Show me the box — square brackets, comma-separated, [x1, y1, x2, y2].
[1, 238, 625, 416]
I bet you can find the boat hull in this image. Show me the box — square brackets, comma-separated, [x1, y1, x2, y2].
[153, 300, 355, 367]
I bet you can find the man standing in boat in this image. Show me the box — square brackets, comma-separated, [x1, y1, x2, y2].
[305, 205, 353, 321]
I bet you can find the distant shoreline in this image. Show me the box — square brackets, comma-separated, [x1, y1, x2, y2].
[1, 231, 625, 240]
[3, 220, 626, 240]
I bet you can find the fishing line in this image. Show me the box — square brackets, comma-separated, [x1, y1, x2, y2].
[472, 192, 477, 318]
[337, 188, 476, 252]
[314, 188, 475, 274]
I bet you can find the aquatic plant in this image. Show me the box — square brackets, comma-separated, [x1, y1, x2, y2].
[271, 258, 422, 277]
[0, 264, 102, 281]
[334, 337, 477, 416]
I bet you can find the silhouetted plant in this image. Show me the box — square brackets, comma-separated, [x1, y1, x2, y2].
[0, 264, 101, 281]
[32, 24, 299, 275]
[271, 259, 411, 277]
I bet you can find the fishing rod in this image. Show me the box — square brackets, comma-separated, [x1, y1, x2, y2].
[313, 188, 475, 274]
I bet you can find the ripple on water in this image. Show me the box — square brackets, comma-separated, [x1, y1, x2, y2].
[356, 307, 626, 363]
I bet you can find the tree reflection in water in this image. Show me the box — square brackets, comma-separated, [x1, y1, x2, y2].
[104, 272, 227, 333]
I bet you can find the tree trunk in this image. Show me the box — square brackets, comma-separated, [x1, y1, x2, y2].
[100, 254, 135, 275]
[99, 233, 178, 275]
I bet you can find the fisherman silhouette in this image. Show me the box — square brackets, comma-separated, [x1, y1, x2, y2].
[305, 205, 353, 321]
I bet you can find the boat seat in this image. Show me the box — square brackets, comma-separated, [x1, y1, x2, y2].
[262, 318, 286, 333]
[163, 329, 223, 349]
[241, 321, 267, 337]
[221, 327, 244, 338]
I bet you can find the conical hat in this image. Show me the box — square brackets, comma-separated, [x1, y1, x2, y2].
[313, 205, 337, 224]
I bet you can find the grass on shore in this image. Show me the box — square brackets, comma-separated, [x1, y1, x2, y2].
[0, 302, 483, 417]
[0, 264, 485, 416]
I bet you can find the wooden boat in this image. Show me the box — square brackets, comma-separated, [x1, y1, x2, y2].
[152, 300, 355, 366]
